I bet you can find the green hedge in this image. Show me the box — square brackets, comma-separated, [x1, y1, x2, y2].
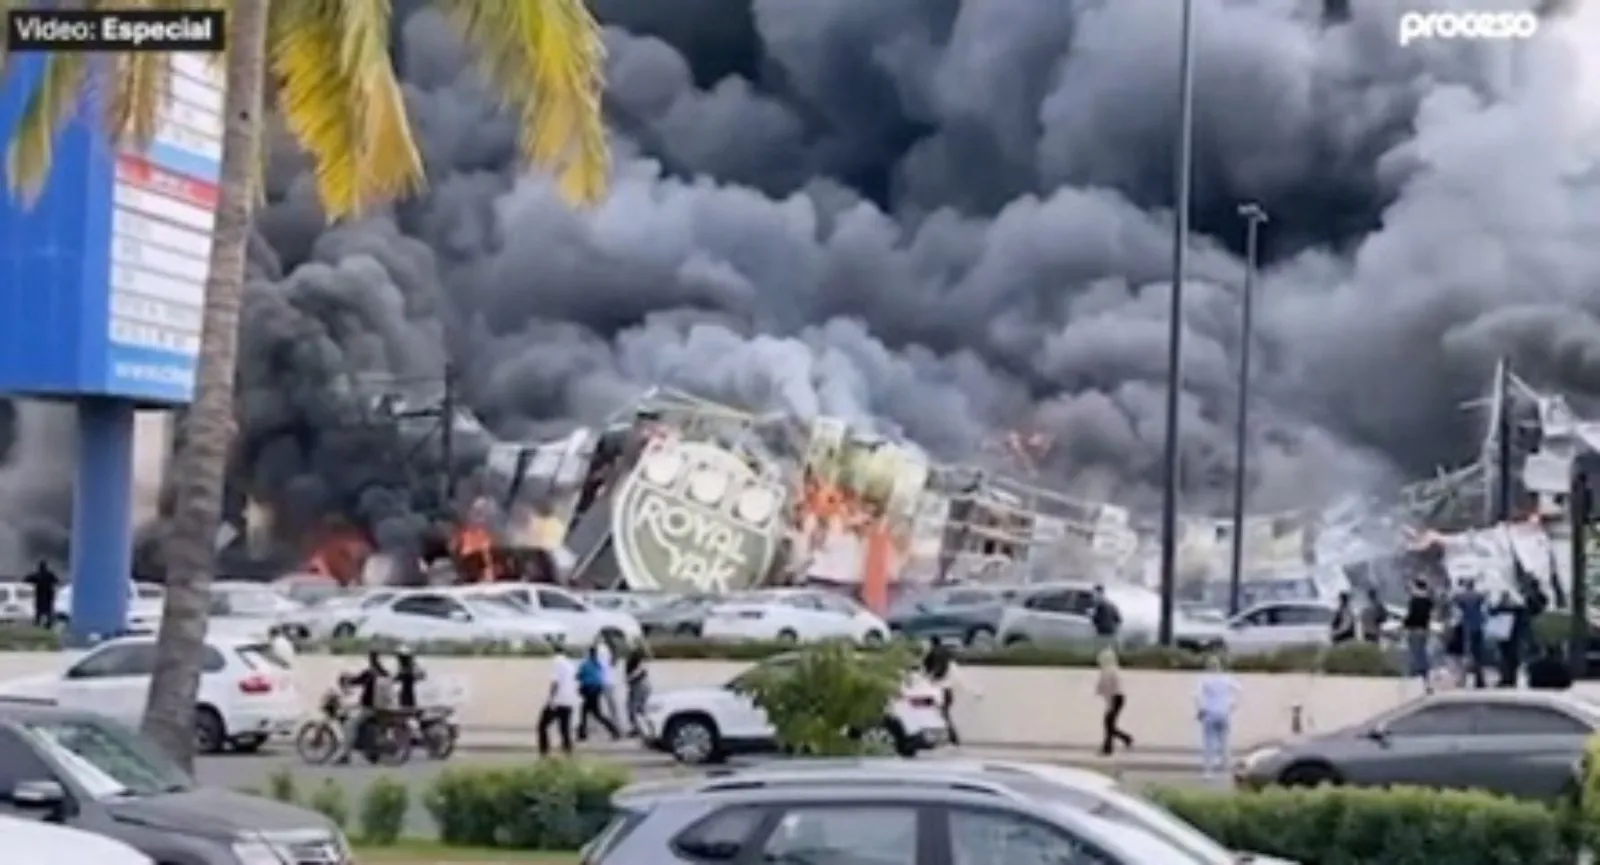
[0, 624, 1401, 675]
[1152, 785, 1572, 865]
[422, 760, 629, 850]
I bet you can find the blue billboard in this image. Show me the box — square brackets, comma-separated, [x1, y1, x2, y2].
[0, 52, 222, 641]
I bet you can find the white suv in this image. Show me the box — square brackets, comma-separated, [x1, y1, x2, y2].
[0, 634, 300, 754]
[2, 814, 151, 865]
[640, 653, 949, 764]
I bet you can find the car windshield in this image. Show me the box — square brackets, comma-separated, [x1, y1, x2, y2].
[1008, 778, 1234, 865]
[21, 717, 192, 798]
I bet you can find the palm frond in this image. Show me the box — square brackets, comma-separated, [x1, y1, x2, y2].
[5, 53, 88, 204]
[336, 0, 423, 208]
[103, 53, 169, 152]
[268, 0, 366, 217]
[437, 0, 609, 205]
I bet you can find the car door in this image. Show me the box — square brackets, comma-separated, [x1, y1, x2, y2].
[755, 802, 923, 865]
[0, 727, 67, 818]
[943, 803, 1124, 865]
[813, 592, 864, 638]
[919, 590, 999, 640]
[1271, 604, 1335, 649]
[1462, 702, 1593, 798]
[57, 642, 157, 727]
[386, 594, 469, 640]
[1339, 702, 1478, 787]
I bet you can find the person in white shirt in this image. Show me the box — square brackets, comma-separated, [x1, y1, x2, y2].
[539, 648, 579, 755]
[1194, 654, 1241, 780]
[595, 636, 626, 731]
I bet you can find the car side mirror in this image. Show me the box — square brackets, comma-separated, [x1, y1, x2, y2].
[11, 779, 65, 809]
[1364, 725, 1389, 744]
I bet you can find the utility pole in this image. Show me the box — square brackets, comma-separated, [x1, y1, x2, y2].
[1227, 203, 1268, 617]
[1158, 0, 1198, 648]
[1494, 360, 1514, 523]
[1568, 452, 1596, 680]
[440, 362, 457, 511]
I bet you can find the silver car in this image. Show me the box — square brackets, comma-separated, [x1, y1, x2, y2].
[997, 581, 1224, 651]
[592, 768, 1225, 865]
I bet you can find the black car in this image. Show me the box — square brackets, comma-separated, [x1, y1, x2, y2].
[0, 704, 349, 864]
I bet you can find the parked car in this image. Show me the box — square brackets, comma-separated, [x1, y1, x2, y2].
[3, 813, 153, 865]
[455, 584, 641, 646]
[1221, 601, 1338, 654]
[0, 704, 351, 863]
[281, 589, 395, 641]
[886, 585, 1019, 647]
[1236, 689, 1600, 799]
[207, 581, 305, 639]
[629, 759, 1296, 865]
[54, 582, 163, 635]
[700, 589, 889, 644]
[639, 651, 948, 764]
[0, 583, 35, 624]
[349, 589, 569, 648]
[270, 572, 345, 607]
[0, 633, 300, 754]
[997, 581, 1224, 651]
[636, 593, 721, 637]
[584, 591, 666, 614]
[594, 762, 1212, 865]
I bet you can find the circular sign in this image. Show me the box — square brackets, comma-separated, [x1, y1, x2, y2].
[611, 441, 785, 592]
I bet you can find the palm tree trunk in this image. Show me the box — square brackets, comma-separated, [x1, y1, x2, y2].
[140, 1, 272, 771]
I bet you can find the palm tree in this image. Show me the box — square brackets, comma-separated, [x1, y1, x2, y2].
[3, 0, 609, 770]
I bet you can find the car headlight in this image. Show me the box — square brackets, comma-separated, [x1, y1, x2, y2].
[231, 840, 285, 865]
[1240, 746, 1281, 771]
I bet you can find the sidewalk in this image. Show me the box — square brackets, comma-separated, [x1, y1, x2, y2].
[454, 726, 1214, 772]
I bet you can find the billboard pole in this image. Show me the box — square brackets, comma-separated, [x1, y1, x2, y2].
[68, 400, 136, 644]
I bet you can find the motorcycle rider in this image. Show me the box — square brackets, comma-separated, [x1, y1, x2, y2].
[394, 646, 424, 711]
[334, 651, 392, 763]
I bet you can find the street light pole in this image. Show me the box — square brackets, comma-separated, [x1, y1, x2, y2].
[1227, 203, 1267, 617]
[1158, 0, 1198, 647]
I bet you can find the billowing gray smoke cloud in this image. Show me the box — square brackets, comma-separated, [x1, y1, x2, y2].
[12, 0, 1600, 565]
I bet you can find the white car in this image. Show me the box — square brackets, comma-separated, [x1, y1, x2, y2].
[0, 583, 35, 623]
[1221, 601, 1339, 655]
[700, 589, 889, 644]
[55, 582, 164, 635]
[640, 652, 948, 764]
[2, 813, 152, 865]
[348, 589, 569, 648]
[454, 584, 641, 646]
[280, 589, 392, 641]
[583, 590, 666, 614]
[207, 581, 306, 639]
[997, 581, 1226, 650]
[0, 633, 301, 754]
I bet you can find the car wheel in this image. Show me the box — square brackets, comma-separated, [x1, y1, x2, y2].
[862, 630, 886, 645]
[776, 629, 799, 643]
[195, 706, 227, 755]
[674, 623, 699, 637]
[858, 724, 899, 756]
[663, 714, 722, 765]
[231, 734, 268, 754]
[1278, 760, 1342, 787]
[330, 622, 357, 639]
[965, 626, 996, 649]
[1002, 634, 1030, 647]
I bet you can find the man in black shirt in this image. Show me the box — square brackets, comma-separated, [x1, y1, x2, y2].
[1402, 578, 1435, 692]
[394, 647, 423, 711]
[1329, 592, 1358, 644]
[23, 561, 58, 629]
[335, 652, 391, 762]
[1089, 586, 1121, 648]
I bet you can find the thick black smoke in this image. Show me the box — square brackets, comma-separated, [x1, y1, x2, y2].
[9, 0, 1600, 567]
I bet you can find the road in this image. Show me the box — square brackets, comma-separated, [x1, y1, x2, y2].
[196, 741, 1220, 838]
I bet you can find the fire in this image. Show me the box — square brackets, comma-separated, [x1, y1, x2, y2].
[452, 525, 497, 582]
[304, 528, 372, 586]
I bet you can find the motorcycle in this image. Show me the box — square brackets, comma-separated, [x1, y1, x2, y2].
[295, 689, 413, 766]
[413, 706, 459, 759]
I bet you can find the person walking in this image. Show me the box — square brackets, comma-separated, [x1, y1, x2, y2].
[1401, 577, 1435, 693]
[1194, 654, 1241, 782]
[1489, 590, 1528, 688]
[576, 645, 620, 741]
[597, 634, 626, 728]
[1328, 592, 1357, 645]
[1359, 587, 1387, 643]
[1453, 579, 1489, 688]
[1096, 647, 1133, 756]
[24, 561, 57, 629]
[538, 648, 579, 756]
[921, 637, 979, 746]
[623, 642, 651, 736]
[1089, 586, 1122, 649]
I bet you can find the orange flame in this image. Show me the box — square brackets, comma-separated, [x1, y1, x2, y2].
[304, 529, 372, 586]
[452, 525, 497, 582]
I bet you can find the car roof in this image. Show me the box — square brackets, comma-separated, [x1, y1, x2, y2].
[92, 633, 266, 651]
[0, 702, 111, 725]
[1412, 688, 1600, 713]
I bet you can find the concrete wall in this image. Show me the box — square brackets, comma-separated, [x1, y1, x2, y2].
[0, 653, 1447, 750]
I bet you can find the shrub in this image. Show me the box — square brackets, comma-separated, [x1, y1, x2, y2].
[266, 767, 297, 804]
[423, 759, 630, 850]
[0, 626, 1400, 675]
[1151, 784, 1571, 865]
[358, 777, 410, 845]
[307, 779, 349, 830]
[729, 640, 915, 756]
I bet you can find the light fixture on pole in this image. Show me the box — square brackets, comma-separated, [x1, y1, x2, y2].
[1157, 0, 1198, 647]
[1227, 203, 1267, 618]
